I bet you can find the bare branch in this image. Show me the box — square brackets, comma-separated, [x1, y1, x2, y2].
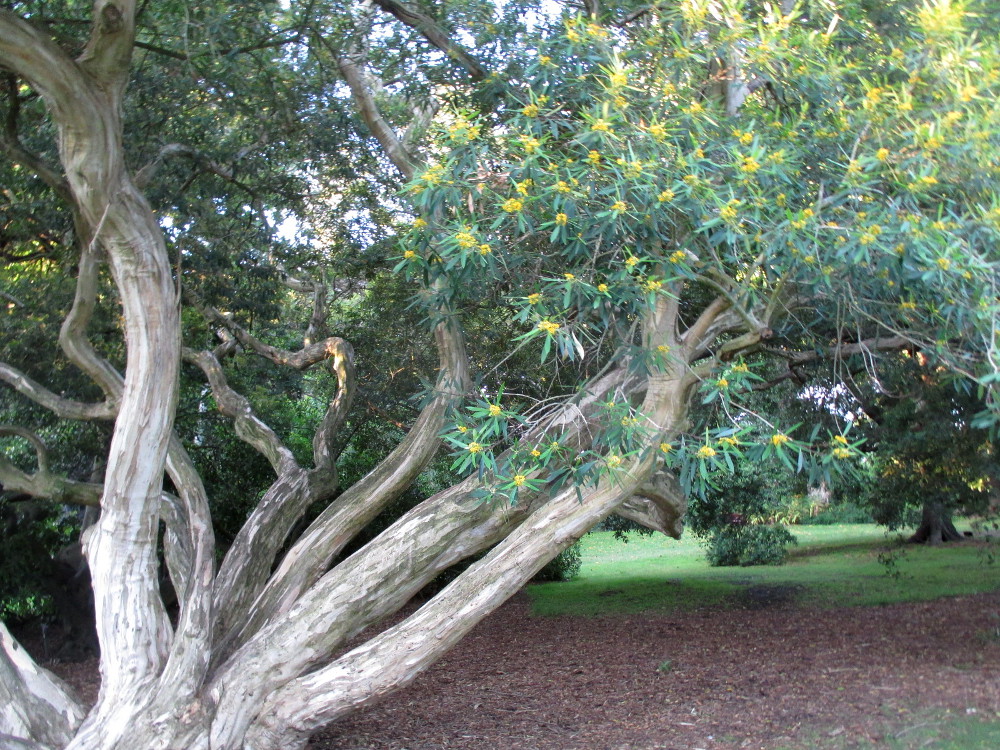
[0, 362, 116, 421]
[0, 622, 86, 748]
[133, 142, 259, 194]
[0, 428, 102, 506]
[183, 349, 298, 475]
[335, 47, 420, 181]
[370, 0, 487, 81]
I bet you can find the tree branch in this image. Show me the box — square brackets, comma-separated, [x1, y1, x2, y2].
[0, 621, 86, 748]
[0, 362, 117, 421]
[335, 46, 420, 181]
[370, 0, 487, 81]
[183, 348, 298, 475]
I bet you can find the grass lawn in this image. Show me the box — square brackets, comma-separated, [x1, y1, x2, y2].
[528, 523, 1000, 617]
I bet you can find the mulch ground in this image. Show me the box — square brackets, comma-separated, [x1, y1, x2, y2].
[309, 590, 1000, 750]
[26, 589, 1000, 749]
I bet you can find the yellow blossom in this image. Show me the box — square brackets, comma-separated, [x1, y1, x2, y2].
[488, 404, 502, 417]
[657, 344, 671, 353]
[832, 447, 852, 460]
[403, 250, 417, 260]
[611, 200, 628, 213]
[739, 157, 761, 174]
[720, 204, 739, 222]
[669, 250, 687, 263]
[522, 104, 539, 118]
[586, 23, 609, 38]
[684, 101, 704, 115]
[697, 445, 717, 459]
[834, 435, 848, 445]
[648, 123, 667, 140]
[776, 193, 787, 207]
[457, 425, 468, 433]
[538, 319, 560, 335]
[587, 150, 601, 165]
[716, 378, 729, 388]
[771, 433, 790, 447]
[900, 300, 917, 310]
[531, 449, 541, 457]
[479, 244, 492, 255]
[566, 29, 581, 43]
[555, 213, 568, 226]
[937, 257, 951, 271]
[660, 442, 672, 453]
[609, 70, 627, 87]
[625, 256, 639, 268]
[564, 273, 575, 281]
[683, 174, 698, 186]
[606, 454, 623, 468]
[512, 474, 527, 486]
[515, 179, 533, 195]
[597, 283, 609, 293]
[658, 189, 675, 203]
[539, 55, 552, 66]
[467, 442, 483, 454]
[520, 136, 540, 153]
[502, 198, 524, 212]
[859, 232, 875, 245]
[413, 217, 428, 229]
[732, 363, 749, 373]
[644, 278, 663, 293]
[527, 293, 542, 304]
[718, 437, 739, 447]
[591, 118, 613, 133]
[456, 231, 477, 248]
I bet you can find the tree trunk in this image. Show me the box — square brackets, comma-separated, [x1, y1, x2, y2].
[908, 500, 964, 545]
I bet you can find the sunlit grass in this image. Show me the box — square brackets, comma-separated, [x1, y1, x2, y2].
[528, 524, 1000, 617]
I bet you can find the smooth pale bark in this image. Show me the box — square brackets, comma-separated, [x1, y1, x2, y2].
[0, 623, 86, 749]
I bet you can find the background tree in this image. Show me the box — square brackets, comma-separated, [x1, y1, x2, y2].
[0, 2, 998, 749]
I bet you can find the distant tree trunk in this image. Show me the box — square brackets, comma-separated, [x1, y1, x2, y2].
[908, 500, 964, 545]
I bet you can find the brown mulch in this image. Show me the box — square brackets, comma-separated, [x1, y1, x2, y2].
[309, 590, 1000, 750]
[24, 590, 1000, 749]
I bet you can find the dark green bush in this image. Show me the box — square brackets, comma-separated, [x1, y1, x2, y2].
[705, 524, 797, 567]
[533, 541, 582, 582]
[800, 502, 874, 525]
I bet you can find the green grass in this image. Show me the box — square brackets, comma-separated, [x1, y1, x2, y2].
[783, 713, 1000, 750]
[528, 524, 1000, 617]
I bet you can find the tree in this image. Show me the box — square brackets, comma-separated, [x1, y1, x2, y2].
[1, 1, 998, 748]
[844, 354, 997, 543]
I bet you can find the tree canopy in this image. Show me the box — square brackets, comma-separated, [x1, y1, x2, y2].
[0, 1, 998, 748]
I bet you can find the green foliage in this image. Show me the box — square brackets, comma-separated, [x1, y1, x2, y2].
[703, 523, 798, 567]
[0, 499, 79, 623]
[801, 502, 875, 525]
[533, 541, 583, 582]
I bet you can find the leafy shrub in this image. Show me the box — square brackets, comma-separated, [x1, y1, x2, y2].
[704, 524, 797, 567]
[800, 502, 875, 525]
[533, 541, 582, 582]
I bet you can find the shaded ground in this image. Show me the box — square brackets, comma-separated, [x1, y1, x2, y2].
[23, 589, 1000, 749]
[310, 590, 1000, 750]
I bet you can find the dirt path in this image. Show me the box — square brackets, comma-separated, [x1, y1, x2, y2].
[309, 591, 1000, 749]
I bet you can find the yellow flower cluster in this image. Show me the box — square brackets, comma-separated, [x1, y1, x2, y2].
[658, 189, 675, 203]
[592, 119, 613, 133]
[697, 445, 717, 459]
[611, 200, 628, 213]
[555, 213, 568, 226]
[538, 320, 560, 335]
[467, 442, 483, 454]
[660, 442, 672, 453]
[456, 231, 477, 248]
[771, 433, 790, 447]
[488, 404, 502, 417]
[512, 474, 527, 486]
[502, 198, 524, 212]
[403, 250, 417, 260]
[669, 250, 686, 263]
